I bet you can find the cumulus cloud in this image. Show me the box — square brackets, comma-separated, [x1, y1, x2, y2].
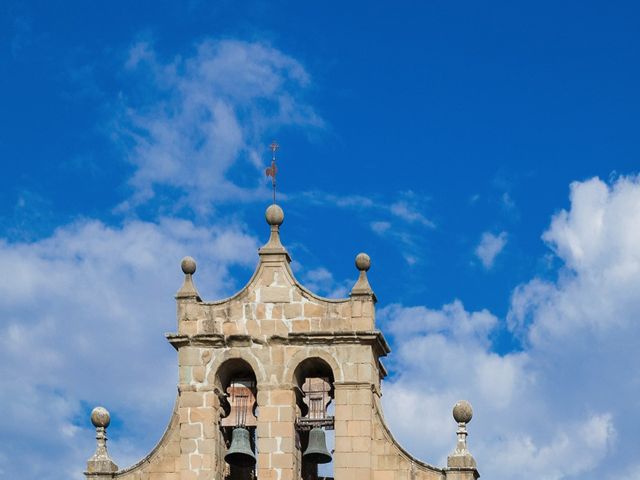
[0, 218, 258, 479]
[381, 176, 640, 479]
[475, 231, 508, 269]
[116, 39, 322, 212]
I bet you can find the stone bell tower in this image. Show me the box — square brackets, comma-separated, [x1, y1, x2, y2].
[84, 203, 480, 480]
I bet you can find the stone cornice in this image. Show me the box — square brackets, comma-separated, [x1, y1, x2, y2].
[165, 330, 391, 357]
[286, 331, 390, 357]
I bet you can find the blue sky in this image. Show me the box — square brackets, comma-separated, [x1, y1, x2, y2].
[1, 1, 640, 479]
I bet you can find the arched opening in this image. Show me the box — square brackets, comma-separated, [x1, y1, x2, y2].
[293, 358, 335, 480]
[216, 358, 258, 480]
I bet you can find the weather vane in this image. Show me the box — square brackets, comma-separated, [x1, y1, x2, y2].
[265, 141, 279, 204]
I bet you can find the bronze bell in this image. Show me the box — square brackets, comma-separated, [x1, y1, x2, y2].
[302, 427, 332, 464]
[225, 427, 256, 467]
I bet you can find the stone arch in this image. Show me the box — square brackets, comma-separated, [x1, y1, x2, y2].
[207, 349, 267, 390]
[284, 348, 344, 385]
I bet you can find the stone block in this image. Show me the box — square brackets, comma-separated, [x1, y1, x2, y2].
[353, 316, 373, 330]
[199, 318, 217, 334]
[180, 423, 201, 439]
[256, 421, 270, 437]
[270, 347, 284, 366]
[271, 453, 293, 469]
[259, 406, 279, 422]
[190, 455, 202, 469]
[180, 439, 197, 454]
[179, 348, 202, 366]
[180, 392, 204, 408]
[335, 420, 348, 437]
[257, 390, 270, 405]
[270, 390, 293, 405]
[352, 436, 371, 452]
[149, 456, 176, 473]
[335, 404, 351, 420]
[257, 452, 272, 468]
[270, 421, 293, 437]
[357, 363, 374, 382]
[284, 303, 301, 319]
[292, 319, 310, 332]
[189, 407, 214, 423]
[246, 319, 260, 336]
[335, 436, 352, 452]
[261, 287, 290, 303]
[257, 467, 275, 479]
[278, 405, 295, 421]
[192, 366, 205, 383]
[272, 304, 283, 319]
[180, 320, 198, 336]
[373, 471, 395, 480]
[222, 321, 238, 336]
[257, 437, 278, 452]
[197, 439, 214, 454]
[349, 388, 372, 406]
[303, 303, 324, 317]
[179, 367, 192, 384]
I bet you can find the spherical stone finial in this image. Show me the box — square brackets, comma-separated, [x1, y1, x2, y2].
[265, 204, 284, 226]
[91, 406, 111, 428]
[355, 252, 371, 272]
[453, 400, 473, 424]
[181, 256, 196, 275]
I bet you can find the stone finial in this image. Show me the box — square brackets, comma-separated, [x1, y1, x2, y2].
[453, 400, 473, 424]
[91, 407, 111, 428]
[265, 204, 284, 226]
[447, 400, 476, 469]
[85, 407, 118, 475]
[181, 256, 196, 275]
[176, 256, 201, 300]
[355, 252, 371, 271]
[259, 204, 290, 261]
[350, 252, 376, 299]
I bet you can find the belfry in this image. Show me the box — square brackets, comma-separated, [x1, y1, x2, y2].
[84, 202, 480, 480]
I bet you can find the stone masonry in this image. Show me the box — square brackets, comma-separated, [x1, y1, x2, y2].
[84, 203, 479, 480]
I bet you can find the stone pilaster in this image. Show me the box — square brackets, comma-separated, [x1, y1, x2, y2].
[257, 386, 297, 480]
[334, 382, 373, 480]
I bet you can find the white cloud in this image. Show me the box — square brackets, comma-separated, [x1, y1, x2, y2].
[381, 175, 640, 479]
[389, 200, 434, 228]
[301, 267, 351, 299]
[484, 414, 615, 480]
[370, 221, 391, 234]
[116, 39, 322, 212]
[380, 298, 615, 479]
[300, 191, 434, 230]
[509, 175, 640, 344]
[475, 231, 508, 269]
[0, 218, 258, 479]
[298, 190, 434, 266]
